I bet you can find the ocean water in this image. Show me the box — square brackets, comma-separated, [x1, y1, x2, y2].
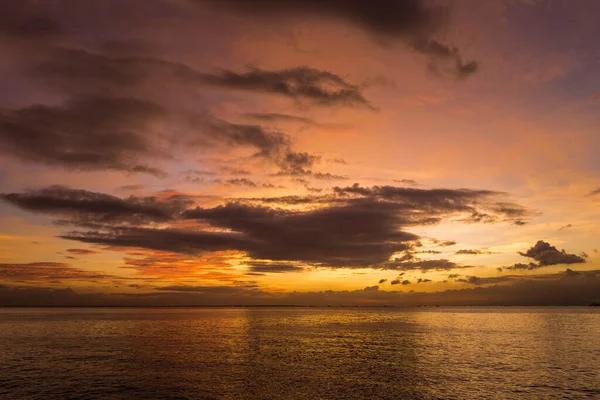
[0, 307, 599, 399]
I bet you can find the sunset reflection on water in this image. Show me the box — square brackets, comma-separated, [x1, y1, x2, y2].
[1, 307, 599, 399]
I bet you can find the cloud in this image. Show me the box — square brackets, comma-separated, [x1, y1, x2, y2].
[378, 278, 387, 284]
[206, 0, 478, 79]
[456, 275, 516, 285]
[0, 38, 327, 175]
[518, 240, 587, 266]
[8, 183, 530, 270]
[390, 277, 411, 285]
[1, 185, 193, 225]
[3, 268, 600, 306]
[115, 184, 148, 192]
[246, 262, 305, 273]
[30, 45, 373, 109]
[220, 167, 251, 176]
[199, 66, 374, 109]
[156, 285, 257, 293]
[455, 249, 495, 255]
[0, 1, 63, 40]
[433, 240, 457, 247]
[61, 227, 252, 256]
[244, 113, 317, 125]
[385, 257, 464, 271]
[363, 285, 380, 292]
[0, 96, 167, 175]
[120, 250, 239, 279]
[331, 184, 530, 225]
[199, 119, 321, 175]
[218, 178, 259, 188]
[313, 172, 348, 180]
[0, 262, 110, 281]
[182, 201, 418, 267]
[505, 262, 541, 271]
[277, 151, 321, 175]
[411, 37, 478, 79]
[393, 179, 419, 186]
[66, 249, 99, 255]
[330, 158, 348, 165]
[589, 187, 600, 196]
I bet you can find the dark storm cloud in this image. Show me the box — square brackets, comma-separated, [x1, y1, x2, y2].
[0, 96, 167, 175]
[518, 240, 587, 266]
[199, 67, 374, 109]
[1, 185, 193, 225]
[205, 0, 478, 79]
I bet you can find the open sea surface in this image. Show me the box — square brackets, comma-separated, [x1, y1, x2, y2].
[1, 307, 599, 399]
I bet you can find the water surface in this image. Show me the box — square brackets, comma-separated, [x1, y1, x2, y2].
[1, 307, 598, 399]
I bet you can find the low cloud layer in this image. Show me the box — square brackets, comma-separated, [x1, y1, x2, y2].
[0, 262, 110, 281]
[2, 269, 599, 306]
[2, 183, 530, 270]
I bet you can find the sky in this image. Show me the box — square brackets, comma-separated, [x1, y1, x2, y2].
[1, 0, 599, 306]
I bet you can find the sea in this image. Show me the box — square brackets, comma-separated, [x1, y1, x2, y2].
[1, 307, 598, 399]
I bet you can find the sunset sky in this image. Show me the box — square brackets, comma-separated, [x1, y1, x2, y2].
[1, 0, 599, 306]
